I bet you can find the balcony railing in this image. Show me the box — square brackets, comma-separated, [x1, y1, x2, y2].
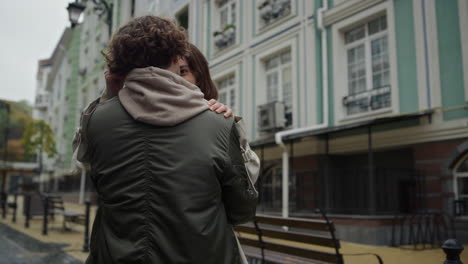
[258, 0, 291, 27]
[213, 24, 236, 50]
[35, 94, 49, 109]
[342, 85, 391, 116]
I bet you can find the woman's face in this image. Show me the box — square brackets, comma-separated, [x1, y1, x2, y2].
[178, 57, 197, 85]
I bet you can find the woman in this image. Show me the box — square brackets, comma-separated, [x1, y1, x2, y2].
[179, 43, 260, 184]
[179, 44, 260, 264]
[179, 43, 231, 117]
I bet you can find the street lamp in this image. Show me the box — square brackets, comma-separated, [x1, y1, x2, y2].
[66, 0, 113, 37]
[67, 1, 86, 28]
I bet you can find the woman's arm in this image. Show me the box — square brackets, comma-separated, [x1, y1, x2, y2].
[221, 123, 258, 225]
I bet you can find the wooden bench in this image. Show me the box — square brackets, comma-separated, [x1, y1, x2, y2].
[43, 193, 86, 230]
[235, 210, 383, 264]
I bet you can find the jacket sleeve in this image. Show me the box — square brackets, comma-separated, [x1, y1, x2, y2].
[234, 117, 260, 185]
[222, 123, 258, 225]
[72, 97, 101, 165]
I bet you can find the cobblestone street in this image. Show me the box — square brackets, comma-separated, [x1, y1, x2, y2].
[0, 233, 48, 264]
[0, 222, 81, 264]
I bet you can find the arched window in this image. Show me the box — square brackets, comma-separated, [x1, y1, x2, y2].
[453, 152, 468, 215]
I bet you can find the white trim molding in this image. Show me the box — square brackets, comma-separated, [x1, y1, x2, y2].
[323, 0, 386, 26]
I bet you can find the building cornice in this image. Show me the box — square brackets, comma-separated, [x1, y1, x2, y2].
[323, 0, 386, 27]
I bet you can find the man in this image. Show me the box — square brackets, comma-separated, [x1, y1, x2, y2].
[80, 16, 257, 263]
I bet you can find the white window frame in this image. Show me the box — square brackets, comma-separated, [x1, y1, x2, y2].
[255, 0, 296, 34]
[344, 16, 390, 115]
[212, 0, 240, 54]
[453, 153, 468, 201]
[254, 37, 297, 135]
[332, 1, 399, 124]
[217, 74, 237, 112]
[264, 50, 293, 128]
[345, 20, 389, 92]
[213, 66, 240, 112]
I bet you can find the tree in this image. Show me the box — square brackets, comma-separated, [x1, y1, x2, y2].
[0, 100, 33, 162]
[21, 120, 57, 172]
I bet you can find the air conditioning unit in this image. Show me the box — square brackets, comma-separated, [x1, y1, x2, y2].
[257, 101, 286, 132]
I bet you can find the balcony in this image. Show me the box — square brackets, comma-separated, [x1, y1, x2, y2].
[342, 86, 391, 116]
[257, 0, 291, 27]
[213, 24, 236, 51]
[35, 93, 49, 109]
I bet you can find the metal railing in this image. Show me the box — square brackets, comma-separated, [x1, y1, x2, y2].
[1, 192, 91, 253]
[391, 212, 456, 250]
[342, 86, 391, 115]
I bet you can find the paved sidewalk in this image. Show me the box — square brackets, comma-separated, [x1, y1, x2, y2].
[1, 197, 467, 264]
[0, 197, 94, 263]
[0, 222, 82, 264]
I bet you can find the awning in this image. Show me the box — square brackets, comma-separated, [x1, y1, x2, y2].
[251, 110, 434, 148]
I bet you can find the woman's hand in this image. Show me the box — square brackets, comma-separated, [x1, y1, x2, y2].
[208, 99, 233, 118]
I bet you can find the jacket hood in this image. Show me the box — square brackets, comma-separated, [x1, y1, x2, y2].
[118, 67, 209, 126]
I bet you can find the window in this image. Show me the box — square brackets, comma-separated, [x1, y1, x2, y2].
[176, 6, 189, 30]
[257, 0, 292, 29]
[264, 50, 293, 127]
[217, 75, 236, 111]
[257, 168, 296, 213]
[131, 0, 135, 17]
[213, 0, 237, 51]
[454, 153, 468, 215]
[57, 75, 62, 100]
[343, 15, 391, 115]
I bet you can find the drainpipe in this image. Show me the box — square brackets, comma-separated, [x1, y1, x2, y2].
[274, 0, 329, 218]
[421, 0, 432, 109]
[77, 161, 86, 205]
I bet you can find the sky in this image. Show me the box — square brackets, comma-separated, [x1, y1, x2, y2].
[0, 1, 70, 104]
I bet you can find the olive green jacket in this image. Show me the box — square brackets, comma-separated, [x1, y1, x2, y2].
[84, 68, 258, 264]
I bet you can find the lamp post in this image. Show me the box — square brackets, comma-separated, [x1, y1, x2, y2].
[0, 101, 10, 194]
[67, 0, 113, 37]
[66, 0, 86, 28]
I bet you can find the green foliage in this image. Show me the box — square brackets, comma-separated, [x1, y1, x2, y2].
[0, 100, 33, 161]
[0, 100, 32, 140]
[21, 120, 57, 159]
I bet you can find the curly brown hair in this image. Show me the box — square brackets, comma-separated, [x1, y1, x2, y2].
[103, 16, 188, 74]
